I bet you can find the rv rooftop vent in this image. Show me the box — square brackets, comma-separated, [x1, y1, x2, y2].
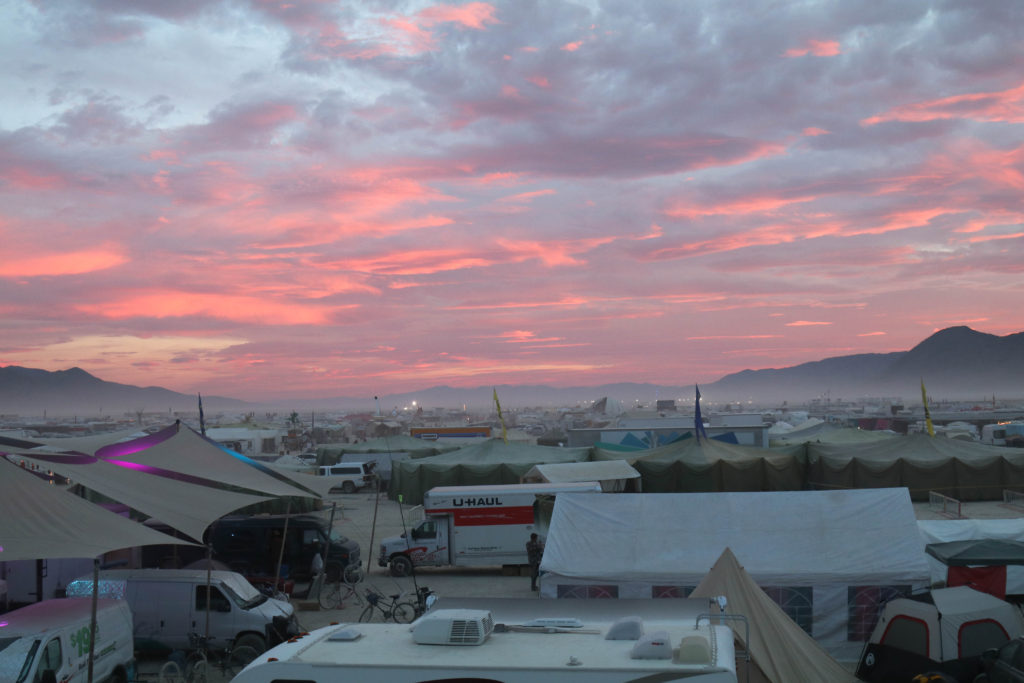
[413, 609, 494, 646]
[630, 630, 672, 660]
[606, 616, 644, 640]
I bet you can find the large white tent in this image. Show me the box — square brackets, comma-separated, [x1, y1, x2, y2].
[540, 488, 930, 662]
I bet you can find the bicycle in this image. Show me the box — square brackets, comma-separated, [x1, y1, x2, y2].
[358, 587, 416, 623]
[157, 633, 261, 683]
[409, 585, 437, 618]
[318, 562, 365, 610]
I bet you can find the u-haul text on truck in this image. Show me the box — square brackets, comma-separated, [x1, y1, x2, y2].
[378, 482, 601, 576]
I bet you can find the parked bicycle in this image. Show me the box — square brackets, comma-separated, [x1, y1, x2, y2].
[157, 633, 261, 683]
[358, 588, 416, 623]
[318, 563, 365, 610]
[410, 585, 437, 618]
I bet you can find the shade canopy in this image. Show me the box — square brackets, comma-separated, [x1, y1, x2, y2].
[0, 457, 196, 561]
[926, 539, 1024, 567]
[8, 451, 272, 542]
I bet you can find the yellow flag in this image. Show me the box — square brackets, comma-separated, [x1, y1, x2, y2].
[493, 387, 508, 444]
[921, 379, 935, 437]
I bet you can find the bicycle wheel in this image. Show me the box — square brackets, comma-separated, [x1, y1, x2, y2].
[391, 601, 416, 623]
[343, 563, 363, 584]
[225, 645, 260, 677]
[358, 604, 377, 622]
[158, 660, 184, 683]
[318, 583, 341, 610]
[187, 657, 208, 683]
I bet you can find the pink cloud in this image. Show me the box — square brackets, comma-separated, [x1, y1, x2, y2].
[803, 127, 830, 136]
[562, 41, 583, 52]
[0, 246, 126, 278]
[786, 321, 833, 326]
[863, 82, 1024, 125]
[784, 39, 841, 57]
[76, 291, 337, 325]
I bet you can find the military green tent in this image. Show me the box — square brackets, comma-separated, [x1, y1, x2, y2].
[806, 433, 1024, 501]
[389, 439, 592, 504]
[592, 438, 807, 493]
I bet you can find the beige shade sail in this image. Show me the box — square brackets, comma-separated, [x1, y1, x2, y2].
[91, 422, 321, 499]
[7, 451, 273, 542]
[0, 457, 197, 561]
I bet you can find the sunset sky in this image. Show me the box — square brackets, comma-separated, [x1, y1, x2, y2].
[2, 1, 1023, 401]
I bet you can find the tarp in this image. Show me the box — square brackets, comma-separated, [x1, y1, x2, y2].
[521, 459, 641, 492]
[0, 458, 196, 561]
[691, 548, 857, 683]
[807, 433, 1024, 501]
[540, 488, 930, 662]
[6, 451, 272, 542]
[390, 438, 592, 505]
[926, 539, 1024, 566]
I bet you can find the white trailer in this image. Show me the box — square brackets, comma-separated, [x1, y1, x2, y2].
[231, 598, 740, 683]
[378, 482, 601, 576]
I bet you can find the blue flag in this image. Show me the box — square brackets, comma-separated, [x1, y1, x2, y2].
[694, 385, 709, 442]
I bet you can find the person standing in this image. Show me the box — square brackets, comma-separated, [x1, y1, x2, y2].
[526, 533, 544, 591]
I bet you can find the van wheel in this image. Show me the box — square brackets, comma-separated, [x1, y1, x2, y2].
[390, 555, 413, 577]
[341, 481, 356, 494]
[234, 633, 266, 654]
[106, 667, 128, 683]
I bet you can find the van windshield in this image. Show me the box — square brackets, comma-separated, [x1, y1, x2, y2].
[0, 637, 38, 683]
[329, 529, 350, 545]
[220, 573, 268, 610]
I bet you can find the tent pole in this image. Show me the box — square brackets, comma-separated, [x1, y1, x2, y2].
[273, 499, 292, 592]
[87, 556, 99, 683]
[205, 544, 212, 648]
[367, 477, 381, 575]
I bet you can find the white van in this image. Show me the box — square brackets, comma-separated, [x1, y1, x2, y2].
[0, 598, 135, 683]
[317, 461, 375, 493]
[65, 569, 296, 654]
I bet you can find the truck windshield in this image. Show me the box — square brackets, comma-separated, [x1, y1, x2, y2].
[0, 637, 39, 683]
[328, 529, 350, 545]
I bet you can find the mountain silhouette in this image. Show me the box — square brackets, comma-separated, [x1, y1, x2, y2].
[1, 326, 1021, 417]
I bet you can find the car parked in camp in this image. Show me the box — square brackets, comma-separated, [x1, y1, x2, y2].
[978, 637, 1024, 682]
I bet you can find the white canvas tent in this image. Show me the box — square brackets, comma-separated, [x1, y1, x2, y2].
[521, 459, 641, 492]
[540, 488, 930, 663]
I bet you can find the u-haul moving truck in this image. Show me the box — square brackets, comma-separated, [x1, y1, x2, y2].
[378, 482, 601, 576]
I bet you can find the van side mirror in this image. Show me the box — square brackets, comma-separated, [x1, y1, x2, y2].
[40, 672, 58, 683]
[218, 602, 231, 613]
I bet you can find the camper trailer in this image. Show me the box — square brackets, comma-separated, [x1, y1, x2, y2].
[229, 598, 740, 683]
[378, 482, 601, 577]
[0, 598, 135, 683]
[856, 586, 1024, 682]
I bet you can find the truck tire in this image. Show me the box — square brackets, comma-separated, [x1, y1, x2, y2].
[389, 555, 413, 577]
[326, 562, 342, 583]
[233, 633, 266, 654]
[341, 481, 356, 494]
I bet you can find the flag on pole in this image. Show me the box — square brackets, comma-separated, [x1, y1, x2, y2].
[920, 379, 935, 437]
[493, 387, 508, 444]
[694, 385, 709, 443]
[198, 392, 206, 436]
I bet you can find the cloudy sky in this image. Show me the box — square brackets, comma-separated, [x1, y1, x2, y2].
[1, 0, 1022, 401]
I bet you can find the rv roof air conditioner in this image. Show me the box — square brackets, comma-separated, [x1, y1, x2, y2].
[412, 609, 495, 646]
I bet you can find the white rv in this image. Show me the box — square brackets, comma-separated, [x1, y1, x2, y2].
[378, 482, 601, 576]
[0, 598, 135, 683]
[230, 598, 740, 683]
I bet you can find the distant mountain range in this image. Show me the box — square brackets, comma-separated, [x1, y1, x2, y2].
[1, 326, 1022, 418]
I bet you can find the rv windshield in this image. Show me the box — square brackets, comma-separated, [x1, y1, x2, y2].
[0, 637, 38, 683]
